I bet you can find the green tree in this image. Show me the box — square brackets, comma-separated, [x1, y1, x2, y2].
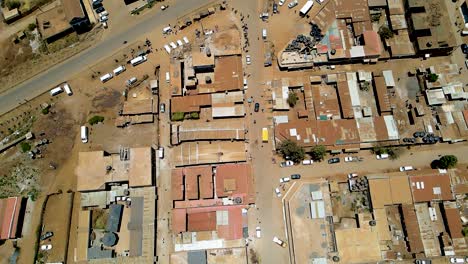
[427, 73, 439, 83]
[88, 115, 104, 125]
[20, 142, 31, 152]
[378, 26, 394, 39]
[463, 226, 468, 237]
[438, 155, 458, 169]
[171, 112, 185, 121]
[310, 145, 327, 161]
[277, 139, 305, 163]
[190, 112, 199, 119]
[5, 0, 21, 9]
[287, 92, 298, 107]
[41, 106, 50, 115]
[27, 23, 37, 32]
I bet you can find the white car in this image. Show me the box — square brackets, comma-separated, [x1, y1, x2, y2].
[400, 166, 414, 172]
[279, 0, 286, 5]
[344, 156, 353, 162]
[100, 16, 108, 22]
[102, 22, 108, 29]
[280, 160, 294, 167]
[160, 5, 167, 10]
[288, 0, 298, 8]
[275, 188, 281, 197]
[256, 227, 261, 238]
[347, 173, 358, 179]
[99, 10, 108, 17]
[280, 177, 290, 183]
[246, 55, 251, 65]
[376, 153, 389, 160]
[40, 244, 52, 251]
[273, 236, 287, 247]
[449, 257, 465, 264]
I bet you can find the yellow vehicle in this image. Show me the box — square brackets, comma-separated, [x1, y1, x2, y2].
[262, 127, 268, 142]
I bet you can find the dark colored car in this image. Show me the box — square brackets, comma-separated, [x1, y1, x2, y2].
[462, 43, 468, 54]
[328, 157, 340, 164]
[273, 3, 278, 13]
[93, 2, 103, 9]
[40, 231, 54, 241]
[291, 174, 301, 180]
[254, 103, 260, 112]
[95, 6, 105, 13]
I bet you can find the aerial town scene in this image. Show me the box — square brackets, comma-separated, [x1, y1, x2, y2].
[0, 0, 468, 263]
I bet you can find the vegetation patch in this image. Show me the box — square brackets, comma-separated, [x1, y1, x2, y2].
[88, 115, 104, 125]
[171, 112, 185, 121]
[277, 139, 305, 163]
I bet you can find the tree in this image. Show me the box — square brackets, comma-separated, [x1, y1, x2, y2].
[427, 73, 439, 83]
[88, 115, 104, 125]
[5, 0, 21, 10]
[438, 155, 458, 169]
[171, 112, 185, 121]
[190, 112, 199, 119]
[310, 145, 327, 161]
[277, 139, 305, 163]
[27, 23, 37, 32]
[20, 142, 31, 153]
[287, 92, 298, 107]
[378, 26, 394, 39]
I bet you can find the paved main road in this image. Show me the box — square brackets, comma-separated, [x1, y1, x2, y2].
[0, 0, 215, 115]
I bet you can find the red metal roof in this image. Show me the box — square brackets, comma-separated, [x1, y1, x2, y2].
[444, 208, 464, 239]
[0, 197, 21, 240]
[409, 172, 453, 202]
[215, 164, 254, 204]
[187, 211, 217, 232]
[172, 208, 187, 233]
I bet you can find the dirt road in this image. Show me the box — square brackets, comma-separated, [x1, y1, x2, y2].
[0, 0, 216, 116]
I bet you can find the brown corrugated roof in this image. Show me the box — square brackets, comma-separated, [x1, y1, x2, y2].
[401, 204, 425, 253]
[0, 197, 21, 240]
[188, 211, 216, 231]
[336, 81, 354, 118]
[198, 55, 243, 94]
[368, 175, 413, 209]
[216, 164, 254, 204]
[62, 0, 84, 20]
[172, 169, 184, 201]
[312, 84, 341, 119]
[409, 172, 453, 202]
[444, 208, 464, 239]
[374, 76, 391, 113]
[171, 94, 211, 113]
[172, 208, 187, 233]
[171, 166, 213, 201]
[170, 61, 182, 96]
[363, 31, 382, 57]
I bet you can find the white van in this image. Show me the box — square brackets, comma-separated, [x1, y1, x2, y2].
[113, 65, 126, 75]
[177, 40, 183, 46]
[162, 26, 172, 34]
[126, 77, 137, 87]
[80, 126, 88, 143]
[158, 147, 164, 159]
[400, 166, 414, 172]
[262, 29, 267, 40]
[302, 159, 313, 165]
[169, 42, 177, 49]
[183, 36, 189, 44]
[100, 73, 113, 83]
[165, 72, 170, 83]
[130, 55, 147, 66]
[63, 83, 73, 95]
[50, 87, 63, 96]
[376, 153, 389, 160]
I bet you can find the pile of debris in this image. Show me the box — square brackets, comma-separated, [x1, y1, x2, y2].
[285, 34, 314, 54]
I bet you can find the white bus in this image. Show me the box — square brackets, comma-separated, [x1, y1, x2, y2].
[100, 73, 113, 83]
[50, 87, 63, 96]
[63, 83, 73, 95]
[130, 55, 147, 66]
[300, 0, 314, 16]
[113, 65, 126, 75]
[80, 126, 88, 143]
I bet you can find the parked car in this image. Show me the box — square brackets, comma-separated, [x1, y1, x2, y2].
[273, 3, 278, 13]
[400, 166, 414, 172]
[280, 177, 290, 183]
[254, 102, 260, 112]
[280, 160, 294, 167]
[99, 10, 108, 17]
[449, 257, 465, 264]
[347, 173, 358, 179]
[160, 103, 165, 113]
[288, 0, 298, 8]
[95, 6, 105, 13]
[328, 157, 340, 164]
[160, 5, 167, 10]
[246, 55, 251, 65]
[273, 236, 287, 247]
[415, 259, 431, 264]
[256, 226, 261, 238]
[344, 156, 353, 162]
[461, 43, 468, 54]
[279, 0, 286, 6]
[376, 153, 389, 160]
[102, 22, 108, 29]
[291, 174, 301, 179]
[40, 231, 54, 241]
[40, 244, 52, 251]
[100, 15, 108, 22]
[302, 160, 313, 165]
[275, 188, 281, 197]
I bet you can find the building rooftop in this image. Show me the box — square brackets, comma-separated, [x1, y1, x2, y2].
[198, 55, 243, 94]
[170, 61, 183, 96]
[75, 209, 90, 262]
[172, 119, 245, 144]
[312, 84, 341, 120]
[215, 164, 254, 204]
[367, 174, 413, 208]
[426, 89, 447, 105]
[373, 76, 392, 113]
[444, 206, 463, 239]
[171, 94, 212, 113]
[0, 197, 23, 240]
[75, 148, 153, 192]
[408, 171, 453, 202]
[122, 99, 154, 115]
[188, 211, 217, 231]
[173, 142, 246, 167]
[401, 204, 425, 253]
